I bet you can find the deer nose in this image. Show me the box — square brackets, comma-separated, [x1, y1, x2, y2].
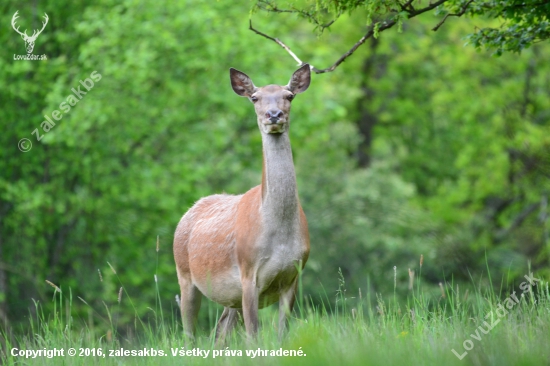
[266, 109, 283, 123]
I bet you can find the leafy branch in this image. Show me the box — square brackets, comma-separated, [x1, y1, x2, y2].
[251, 0, 550, 70]
[432, 0, 475, 31]
[250, 0, 450, 74]
[255, 0, 340, 33]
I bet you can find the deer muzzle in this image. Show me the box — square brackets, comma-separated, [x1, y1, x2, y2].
[266, 109, 283, 124]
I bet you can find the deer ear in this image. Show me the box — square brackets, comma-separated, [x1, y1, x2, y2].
[230, 68, 256, 97]
[287, 64, 310, 94]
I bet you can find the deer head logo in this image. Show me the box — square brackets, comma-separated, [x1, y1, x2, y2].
[11, 11, 49, 54]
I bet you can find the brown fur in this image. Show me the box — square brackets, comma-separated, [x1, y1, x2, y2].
[174, 64, 311, 340]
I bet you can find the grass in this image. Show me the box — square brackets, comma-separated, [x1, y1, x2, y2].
[1, 263, 549, 366]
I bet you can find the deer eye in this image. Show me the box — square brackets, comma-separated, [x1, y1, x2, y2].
[250, 95, 258, 103]
[287, 94, 295, 101]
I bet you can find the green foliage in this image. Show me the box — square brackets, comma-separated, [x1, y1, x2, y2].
[253, 0, 550, 55]
[1, 0, 308, 326]
[365, 17, 550, 280]
[298, 124, 434, 293]
[1, 0, 549, 344]
[464, 0, 550, 54]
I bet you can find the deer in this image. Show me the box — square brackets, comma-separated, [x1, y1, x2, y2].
[11, 11, 49, 54]
[173, 64, 311, 341]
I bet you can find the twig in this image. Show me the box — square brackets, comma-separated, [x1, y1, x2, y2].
[408, 0, 451, 18]
[249, 19, 317, 71]
[256, 0, 295, 14]
[256, 0, 339, 32]
[250, 18, 397, 73]
[400, 0, 416, 12]
[432, 0, 474, 31]
[318, 21, 396, 74]
[251, 0, 449, 74]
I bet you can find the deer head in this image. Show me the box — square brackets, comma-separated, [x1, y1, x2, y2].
[230, 64, 311, 134]
[11, 11, 49, 54]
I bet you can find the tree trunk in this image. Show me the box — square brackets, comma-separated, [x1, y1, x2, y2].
[355, 37, 384, 168]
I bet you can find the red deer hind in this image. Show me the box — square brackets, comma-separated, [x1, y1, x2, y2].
[174, 64, 311, 340]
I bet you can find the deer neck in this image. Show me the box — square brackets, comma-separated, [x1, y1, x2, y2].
[260, 132, 299, 221]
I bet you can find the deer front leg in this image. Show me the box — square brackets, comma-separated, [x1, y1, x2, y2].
[241, 277, 259, 338]
[278, 278, 298, 341]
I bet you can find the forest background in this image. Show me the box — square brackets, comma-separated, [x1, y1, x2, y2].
[1, 0, 549, 334]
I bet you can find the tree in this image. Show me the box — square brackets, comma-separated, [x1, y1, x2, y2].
[250, 0, 550, 73]
[2, 0, 548, 335]
[249, 0, 550, 289]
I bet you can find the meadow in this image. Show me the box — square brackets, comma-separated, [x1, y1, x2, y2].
[2, 2, 550, 365]
[2, 259, 548, 366]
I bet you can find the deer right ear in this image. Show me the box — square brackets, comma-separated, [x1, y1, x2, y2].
[230, 68, 256, 97]
[287, 64, 311, 94]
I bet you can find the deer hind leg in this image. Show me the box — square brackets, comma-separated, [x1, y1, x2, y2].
[241, 277, 260, 339]
[214, 307, 242, 344]
[178, 273, 202, 340]
[278, 278, 298, 341]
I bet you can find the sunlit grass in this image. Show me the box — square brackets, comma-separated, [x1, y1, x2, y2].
[1, 264, 549, 366]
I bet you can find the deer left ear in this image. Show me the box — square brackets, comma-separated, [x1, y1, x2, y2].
[230, 68, 256, 97]
[287, 64, 311, 94]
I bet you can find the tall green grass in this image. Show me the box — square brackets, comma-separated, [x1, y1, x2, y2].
[1, 260, 549, 366]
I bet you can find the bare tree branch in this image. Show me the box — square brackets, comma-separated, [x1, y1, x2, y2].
[249, 20, 315, 70]
[250, 0, 450, 74]
[432, 0, 475, 32]
[400, 0, 416, 12]
[411, 0, 452, 16]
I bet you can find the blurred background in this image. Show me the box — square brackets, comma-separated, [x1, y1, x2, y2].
[1, 0, 549, 334]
